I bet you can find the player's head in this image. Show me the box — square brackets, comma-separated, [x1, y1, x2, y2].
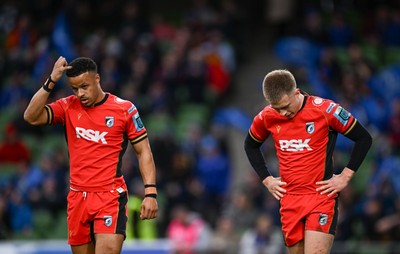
[262, 69, 297, 103]
[66, 57, 103, 107]
[263, 69, 303, 118]
[66, 57, 97, 77]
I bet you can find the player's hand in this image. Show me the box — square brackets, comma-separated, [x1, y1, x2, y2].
[316, 167, 355, 196]
[140, 197, 158, 220]
[263, 176, 287, 200]
[50, 56, 72, 82]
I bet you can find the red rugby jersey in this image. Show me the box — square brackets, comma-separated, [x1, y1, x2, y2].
[46, 93, 147, 192]
[249, 95, 357, 195]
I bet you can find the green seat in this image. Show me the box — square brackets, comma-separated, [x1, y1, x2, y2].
[384, 47, 400, 66]
[175, 103, 210, 141]
[143, 113, 172, 138]
[0, 163, 17, 186]
[32, 209, 54, 239]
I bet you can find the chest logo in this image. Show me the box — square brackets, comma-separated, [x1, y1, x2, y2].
[105, 116, 114, 128]
[279, 139, 312, 151]
[306, 122, 315, 134]
[76, 127, 108, 144]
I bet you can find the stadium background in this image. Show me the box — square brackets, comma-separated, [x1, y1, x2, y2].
[0, 0, 400, 253]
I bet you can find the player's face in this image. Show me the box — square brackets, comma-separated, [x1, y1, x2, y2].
[68, 72, 103, 107]
[271, 89, 303, 119]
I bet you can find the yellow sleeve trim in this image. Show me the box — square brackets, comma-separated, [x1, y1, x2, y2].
[343, 119, 357, 136]
[130, 133, 148, 144]
[45, 105, 53, 125]
[249, 130, 264, 143]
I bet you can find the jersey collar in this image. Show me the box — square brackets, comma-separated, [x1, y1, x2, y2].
[93, 93, 109, 107]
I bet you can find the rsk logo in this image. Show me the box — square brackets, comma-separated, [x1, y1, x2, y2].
[279, 139, 312, 151]
[76, 127, 108, 144]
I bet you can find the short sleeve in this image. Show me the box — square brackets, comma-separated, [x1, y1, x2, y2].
[125, 102, 147, 144]
[249, 111, 271, 142]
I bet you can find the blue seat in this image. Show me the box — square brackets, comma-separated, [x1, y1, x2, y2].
[275, 37, 320, 67]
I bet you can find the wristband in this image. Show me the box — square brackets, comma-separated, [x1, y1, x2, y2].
[144, 184, 156, 188]
[144, 193, 157, 199]
[43, 76, 56, 92]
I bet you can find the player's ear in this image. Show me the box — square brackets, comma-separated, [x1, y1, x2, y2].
[95, 73, 101, 86]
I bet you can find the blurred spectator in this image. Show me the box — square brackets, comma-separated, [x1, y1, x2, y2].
[335, 184, 358, 241]
[388, 99, 400, 153]
[0, 70, 32, 110]
[195, 134, 230, 226]
[358, 196, 386, 241]
[209, 215, 240, 254]
[222, 188, 259, 235]
[126, 178, 158, 240]
[10, 159, 43, 202]
[167, 204, 212, 254]
[5, 13, 38, 52]
[326, 13, 355, 47]
[184, 47, 208, 103]
[0, 194, 11, 239]
[0, 122, 30, 165]
[29, 176, 65, 218]
[316, 47, 342, 90]
[28, 151, 67, 218]
[202, 28, 236, 73]
[300, 8, 329, 45]
[184, 0, 218, 27]
[238, 213, 284, 254]
[8, 190, 33, 238]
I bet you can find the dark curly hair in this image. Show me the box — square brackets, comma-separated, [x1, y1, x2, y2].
[66, 57, 97, 77]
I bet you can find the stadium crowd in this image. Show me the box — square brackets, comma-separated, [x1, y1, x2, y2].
[0, 0, 399, 253]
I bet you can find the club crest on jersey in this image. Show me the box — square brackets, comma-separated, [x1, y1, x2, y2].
[105, 116, 114, 128]
[104, 216, 112, 227]
[319, 214, 328, 226]
[306, 122, 315, 134]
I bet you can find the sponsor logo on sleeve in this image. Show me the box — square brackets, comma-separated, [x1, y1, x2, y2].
[128, 104, 136, 114]
[333, 106, 351, 125]
[132, 113, 144, 131]
[326, 102, 336, 113]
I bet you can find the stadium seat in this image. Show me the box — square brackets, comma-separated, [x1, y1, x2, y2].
[275, 37, 320, 67]
[0, 163, 17, 188]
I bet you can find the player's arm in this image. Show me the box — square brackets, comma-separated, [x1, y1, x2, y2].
[244, 131, 271, 180]
[244, 131, 286, 200]
[316, 121, 372, 196]
[343, 120, 373, 172]
[24, 56, 71, 125]
[131, 137, 158, 219]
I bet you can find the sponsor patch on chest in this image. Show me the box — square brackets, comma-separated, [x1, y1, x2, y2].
[75, 127, 108, 144]
[279, 139, 312, 151]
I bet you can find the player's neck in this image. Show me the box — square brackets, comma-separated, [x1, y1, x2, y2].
[93, 91, 107, 106]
